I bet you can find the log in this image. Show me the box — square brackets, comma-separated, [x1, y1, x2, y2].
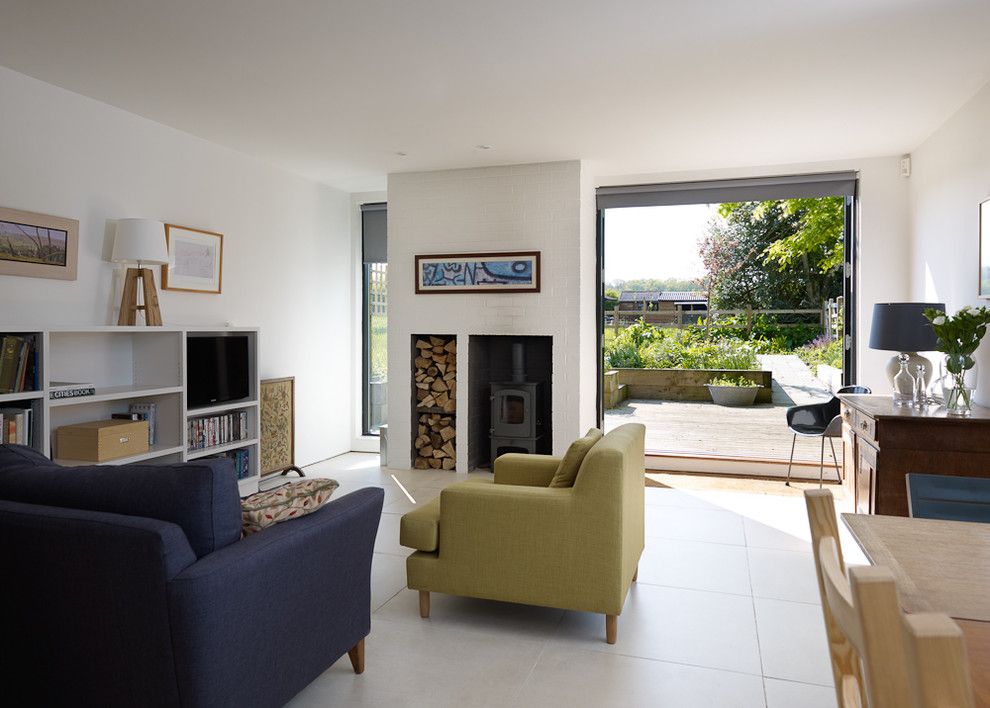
[420, 445, 434, 457]
[431, 433, 442, 447]
[440, 426, 456, 442]
[416, 382, 429, 390]
[427, 365, 438, 376]
[429, 336, 445, 346]
[436, 392, 449, 406]
[441, 441, 455, 458]
[432, 345, 444, 354]
[444, 340, 457, 353]
[416, 339, 431, 350]
[414, 457, 429, 469]
[442, 458, 456, 470]
[415, 356, 431, 369]
[428, 458, 442, 469]
[431, 380, 447, 392]
[442, 399, 456, 413]
[433, 449, 445, 459]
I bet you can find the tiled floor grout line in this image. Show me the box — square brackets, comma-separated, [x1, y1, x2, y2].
[741, 511, 771, 708]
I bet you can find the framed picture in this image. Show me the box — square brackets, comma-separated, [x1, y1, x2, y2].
[981, 198, 990, 298]
[260, 377, 302, 477]
[162, 224, 223, 294]
[415, 251, 541, 294]
[0, 206, 78, 281]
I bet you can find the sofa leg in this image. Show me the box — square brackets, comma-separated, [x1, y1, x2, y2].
[633, 565, 638, 582]
[347, 638, 365, 674]
[419, 590, 430, 618]
[605, 614, 617, 644]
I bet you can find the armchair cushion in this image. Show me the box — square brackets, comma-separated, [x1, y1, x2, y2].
[0, 445, 240, 559]
[549, 428, 603, 488]
[400, 495, 441, 552]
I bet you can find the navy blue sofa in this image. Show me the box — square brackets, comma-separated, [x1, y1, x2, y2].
[0, 444, 384, 708]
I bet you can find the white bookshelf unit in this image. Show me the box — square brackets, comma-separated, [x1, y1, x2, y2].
[0, 326, 262, 496]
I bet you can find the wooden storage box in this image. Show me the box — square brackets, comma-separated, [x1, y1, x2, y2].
[56, 419, 149, 461]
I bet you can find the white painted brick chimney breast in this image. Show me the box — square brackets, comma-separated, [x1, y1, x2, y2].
[387, 160, 597, 471]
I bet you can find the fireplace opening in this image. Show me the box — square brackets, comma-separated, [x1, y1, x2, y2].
[468, 335, 552, 469]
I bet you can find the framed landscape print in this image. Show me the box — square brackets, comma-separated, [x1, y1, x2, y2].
[415, 251, 541, 294]
[0, 206, 78, 280]
[162, 224, 223, 294]
[981, 198, 990, 298]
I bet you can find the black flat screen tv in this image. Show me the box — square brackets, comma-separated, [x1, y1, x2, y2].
[186, 335, 250, 408]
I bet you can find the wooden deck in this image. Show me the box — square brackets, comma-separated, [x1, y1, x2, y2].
[605, 398, 836, 464]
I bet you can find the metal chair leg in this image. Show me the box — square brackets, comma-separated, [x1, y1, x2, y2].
[785, 434, 797, 486]
[819, 436, 826, 489]
[828, 437, 841, 485]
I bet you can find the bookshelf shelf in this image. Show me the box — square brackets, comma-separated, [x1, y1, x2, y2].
[0, 326, 262, 495]
[48, 384, 184, 407]
[54, 443, 186, 467]
[187, 437, 259, 460]
[186, 400, 259, 418]
[0, 390, 44, 404]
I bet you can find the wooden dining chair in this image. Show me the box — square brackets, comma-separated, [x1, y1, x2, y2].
[906, 473, 990, 523]
[805, 489, 911, 707]
[902, 612, 975, 708]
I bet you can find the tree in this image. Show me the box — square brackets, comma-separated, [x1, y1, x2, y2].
[700, 201, 839, 309]
[603, 287, 620, 311]
[605, 277, 702, 293]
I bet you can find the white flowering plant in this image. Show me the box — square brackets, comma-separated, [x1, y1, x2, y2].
[923, 306, 990, 376]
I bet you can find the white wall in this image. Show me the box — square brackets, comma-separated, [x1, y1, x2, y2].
[595, 157, 912, 394]
[385, 161, 597, 470]
[0, 66, 353, 465]
[909, 80, 990, 405]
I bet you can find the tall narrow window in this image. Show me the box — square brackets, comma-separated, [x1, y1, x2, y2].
[361, 203, 387, 435]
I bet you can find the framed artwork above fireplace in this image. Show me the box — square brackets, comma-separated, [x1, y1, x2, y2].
[415, 251, 540, 294]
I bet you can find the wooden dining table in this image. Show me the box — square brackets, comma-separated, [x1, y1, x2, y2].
[842, 513, 990, 707]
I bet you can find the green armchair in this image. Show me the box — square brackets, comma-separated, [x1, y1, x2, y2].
[399, 423, 645, 643]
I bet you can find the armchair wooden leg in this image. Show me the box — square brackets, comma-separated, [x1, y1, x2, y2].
[419, 590, 430, 618]
[633, 565, 638, 582]
[605, 614, 618, 644]
[347, 638, 365, 674]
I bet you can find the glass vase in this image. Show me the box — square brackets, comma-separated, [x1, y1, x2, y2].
[940, 355, 978, 416]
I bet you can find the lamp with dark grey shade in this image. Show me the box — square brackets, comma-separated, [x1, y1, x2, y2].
[869, 302, 945, 390]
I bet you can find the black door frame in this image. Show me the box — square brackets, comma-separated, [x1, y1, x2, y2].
[595, 186, 861, 427]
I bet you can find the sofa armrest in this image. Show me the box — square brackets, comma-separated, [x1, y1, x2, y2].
[493, 453, 561, 487]
[440, 481, 574, 546]
[166, 487, 384, 708]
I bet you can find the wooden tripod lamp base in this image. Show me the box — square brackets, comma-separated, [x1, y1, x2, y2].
[118, 267, 163, 326]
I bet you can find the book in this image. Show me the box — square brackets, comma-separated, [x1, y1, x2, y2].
[0, 406, 32, 446]
[0, 336, 24, 393]
[49, 381, 96, 400]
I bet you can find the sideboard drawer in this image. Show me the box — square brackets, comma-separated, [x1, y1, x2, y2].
[854, 410, 876, 443]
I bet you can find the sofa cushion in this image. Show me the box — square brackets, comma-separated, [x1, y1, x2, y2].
[549, 428, 603, 488]
[0, 445, 241, 559]
[400, 494, 441, 552]
[240, 479, 339, 536]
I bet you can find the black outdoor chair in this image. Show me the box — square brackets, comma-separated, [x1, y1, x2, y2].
[784, 385, 871, 487]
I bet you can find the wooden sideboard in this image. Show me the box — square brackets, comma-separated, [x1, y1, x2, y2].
[839, 394, 990, 516]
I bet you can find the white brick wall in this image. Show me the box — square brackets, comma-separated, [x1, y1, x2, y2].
[386, 161, 596, 470]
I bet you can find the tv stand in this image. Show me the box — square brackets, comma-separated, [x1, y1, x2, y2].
[0, 325, 261, 496]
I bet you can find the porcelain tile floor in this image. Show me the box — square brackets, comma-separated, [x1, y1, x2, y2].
[287, 453, 866, 708]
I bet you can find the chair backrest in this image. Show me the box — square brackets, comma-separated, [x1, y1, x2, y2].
[805, 490, 911, 708]
[906, 474, 990, 523]
[838, 385, 872, 395]
[902, 613, 975, 708]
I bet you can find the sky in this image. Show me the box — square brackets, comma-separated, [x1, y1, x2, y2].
[603, 204, 718, 283]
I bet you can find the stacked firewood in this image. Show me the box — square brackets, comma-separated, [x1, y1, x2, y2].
[414, 335, 456, 470]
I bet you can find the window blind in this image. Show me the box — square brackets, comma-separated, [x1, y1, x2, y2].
[361, 202, 387, 263]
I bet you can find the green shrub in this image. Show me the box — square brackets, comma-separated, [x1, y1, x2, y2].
[605, 319, 759, 371]
[796, 335, 843, 371]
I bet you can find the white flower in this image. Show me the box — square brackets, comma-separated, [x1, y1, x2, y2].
[932, 315, 946, 325]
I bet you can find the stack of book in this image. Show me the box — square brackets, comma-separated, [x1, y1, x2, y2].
[0, 406, 33, 445]
[0, 334, 38, 394]
[113, 403, 158, 446]
[208, 448, 252, 480]
[188, 410, 249, 451]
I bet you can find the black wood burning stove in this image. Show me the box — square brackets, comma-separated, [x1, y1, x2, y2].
[490, 343, 546, 460]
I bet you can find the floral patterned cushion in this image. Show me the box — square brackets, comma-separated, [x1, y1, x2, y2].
[241, 478, 339, 536]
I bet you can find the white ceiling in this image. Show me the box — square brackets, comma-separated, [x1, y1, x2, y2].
[2, 0, 989, 192]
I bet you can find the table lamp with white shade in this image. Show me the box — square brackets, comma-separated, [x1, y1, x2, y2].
[112, 218, 168, 326]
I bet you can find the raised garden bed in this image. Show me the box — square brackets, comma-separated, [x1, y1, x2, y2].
[607, 368, 773, 404]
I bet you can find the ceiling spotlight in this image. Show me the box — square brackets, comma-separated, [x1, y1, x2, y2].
[475, 144, 492, 151]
